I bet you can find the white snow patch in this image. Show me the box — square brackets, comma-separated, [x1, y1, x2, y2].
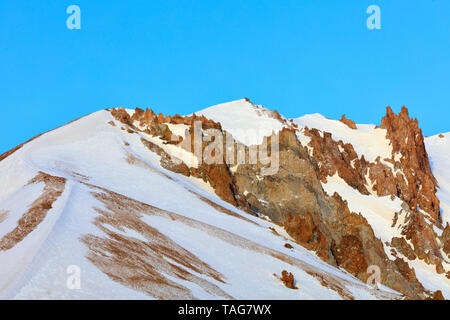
[194, 99, 285, 146]
[426, 133, 450, 226]
[165, 123, 190, 138]
[294, 114, 392, 163]
[322, 174, 404, 255]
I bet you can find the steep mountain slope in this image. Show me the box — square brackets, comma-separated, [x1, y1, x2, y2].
[292, 109, 449, 298]
[0, 108, 398, 300]
[0, 99, 448, 299]
[193, 99, 450, 298]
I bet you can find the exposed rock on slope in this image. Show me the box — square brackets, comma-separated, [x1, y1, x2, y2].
[1, 99, 448, 300]
[279, 270, 297, 289]
[302, 107, 440, 224]
[0, 172, 66, 251]
[441, 223, 450, 258]
[339, 115, 357, 130]
[378, 107, 440, 222]
[297, 107, 447, 280]
[109, 105, 428, 299]
[112, 107, 247, 209]
[302, 128, 369, 195]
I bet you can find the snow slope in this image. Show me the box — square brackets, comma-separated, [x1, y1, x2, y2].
[0, 109, 395, 300]
[194, 99, 286, 146]
[321, 174, 450, 298]
[294, 114, 392, 162]
[426, 133, 450, 226]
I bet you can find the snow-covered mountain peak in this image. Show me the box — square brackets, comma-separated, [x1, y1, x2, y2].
[194, 98, 288, 145]
[0, 100, 449, 300]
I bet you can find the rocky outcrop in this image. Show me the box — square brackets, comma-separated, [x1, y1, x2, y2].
[441, 223, 450, 258]
[112, 107, 247, 210]
[227, 128, 424, 298]
[304, 107, 440, 226]
[393, 257, 420, 284]
[301, 106, 446, 278]
[377, 106, 440, 223]
[339, 115, 357, 129]
[111, 108, 133, 126]
[402, 210, 443, 271]
[427, 290, 445, 300]
[0, 172, 67, 251]
[390, 237, 416, 260]
[303, 128, 369, 194]
[280, 270, 296, 289]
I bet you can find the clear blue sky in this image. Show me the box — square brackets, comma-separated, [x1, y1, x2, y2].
[1, 0, 450, 154]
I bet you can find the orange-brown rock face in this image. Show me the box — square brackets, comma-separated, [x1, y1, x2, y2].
[402, 211, 442, 267]
[112, 107, 245, 210]
[378, 106, 440, 222]
[283, 212, 330, 262]
[111, 108, 133, 126]
[280, 270, 296, 289]
[303, 128, 369, 195]
[339, 115, 357, 129]
[301, 106, 445, 278]
[441, 223, 450, 258]
[228, 129, 423, 298]
[304, 107, 440, 226]
[331, 235, 368, 276]
[393, 257, 420, 284]
[427, 290, 445, 300]
[390, 237, 416, 260]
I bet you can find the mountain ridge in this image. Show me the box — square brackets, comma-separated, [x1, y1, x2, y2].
[0, 99, 448, 299]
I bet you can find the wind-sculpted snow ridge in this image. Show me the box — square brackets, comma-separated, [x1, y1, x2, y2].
[0, 98, 448, 299]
